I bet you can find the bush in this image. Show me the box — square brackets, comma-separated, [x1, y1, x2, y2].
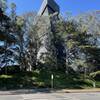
[90, 71, 100, 81]
[0, 65, 20, 74]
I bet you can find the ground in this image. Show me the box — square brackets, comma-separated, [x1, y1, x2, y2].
[0, 92, 100, 100]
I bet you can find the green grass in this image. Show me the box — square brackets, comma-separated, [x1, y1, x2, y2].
[0, 69, 100, 90]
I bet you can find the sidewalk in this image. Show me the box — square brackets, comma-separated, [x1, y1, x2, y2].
[58, 88, 100, 93]
[0, 89, 51, 95]
[0, 88, 100, 95]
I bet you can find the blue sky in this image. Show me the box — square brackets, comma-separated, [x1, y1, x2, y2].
[8, 0, 100, 16]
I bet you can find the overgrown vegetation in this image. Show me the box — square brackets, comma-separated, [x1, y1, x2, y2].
[0, 69, 100, 90]
[0, 0, 100, 90]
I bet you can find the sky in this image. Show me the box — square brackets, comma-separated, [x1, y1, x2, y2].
[7, 0, 100, 16]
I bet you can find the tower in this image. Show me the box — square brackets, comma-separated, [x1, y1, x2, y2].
[37, 0, 60, 62]
[37, 0, 66, 68]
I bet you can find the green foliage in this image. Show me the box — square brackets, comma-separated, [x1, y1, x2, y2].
[90, 71, 100, 81]
[0, 1, 100, 90]
[0, 0, 7, 12]
[0, 70, 100, 90]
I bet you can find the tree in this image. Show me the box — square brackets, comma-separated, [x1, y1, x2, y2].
[0, 0, 7, 12]
[0, 6, 17, 73]
[22, 12, 40, 71]
[61, 12, 100, 77]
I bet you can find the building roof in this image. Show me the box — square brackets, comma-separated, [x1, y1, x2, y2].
[38, 0, 60, 16]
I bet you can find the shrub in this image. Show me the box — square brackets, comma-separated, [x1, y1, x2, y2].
[90, 71, 100, 81]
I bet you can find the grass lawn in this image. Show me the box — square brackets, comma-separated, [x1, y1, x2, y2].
[0, 69, 100, 90]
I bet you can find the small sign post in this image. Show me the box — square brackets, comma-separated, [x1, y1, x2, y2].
[51, 74, 54, 89]
[93, 81, 96, 88]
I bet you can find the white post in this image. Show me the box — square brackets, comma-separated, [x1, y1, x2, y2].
[51, 74, 54, 89]
[93, 81, 96, 88]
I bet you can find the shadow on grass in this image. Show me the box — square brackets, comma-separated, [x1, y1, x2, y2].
[0, 70, 99, 94]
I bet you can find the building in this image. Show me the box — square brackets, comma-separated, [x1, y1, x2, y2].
[37, 0, 66, 68]
[38, 0, 60, 16]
